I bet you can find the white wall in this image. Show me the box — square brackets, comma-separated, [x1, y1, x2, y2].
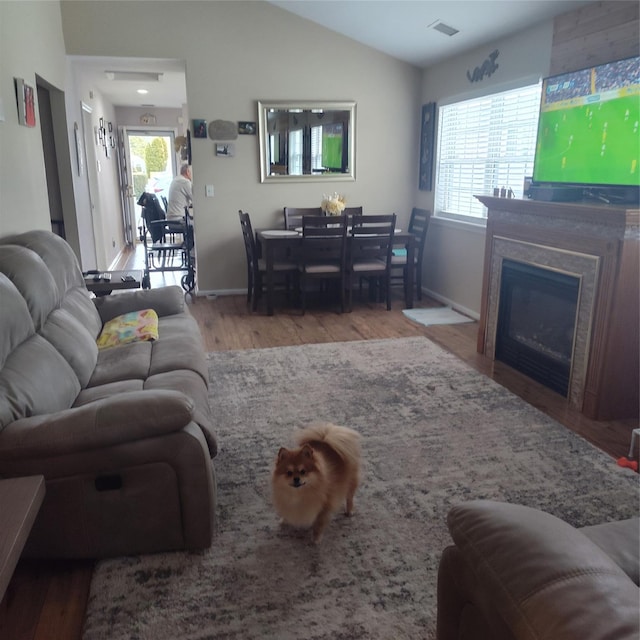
[71, 67, 124, 268]
[60, 0, 421, 293]
[417, 21, 554, 315]
[115, 107, 185, 131]
[0, 1, 67, 236]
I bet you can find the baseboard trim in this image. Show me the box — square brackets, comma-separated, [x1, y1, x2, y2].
[420, 287, 480, 321]
[196, 288, 246, 297]
[197, 286, 480, 322]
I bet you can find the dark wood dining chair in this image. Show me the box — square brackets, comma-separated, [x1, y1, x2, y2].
[391, 207, 432, 301]
[348, 214, 396, 311]
[298, 214, 349, 314]
[238, 210, 297, 311]
[283, 207, 323, 230]
[342, 206, 363, 226]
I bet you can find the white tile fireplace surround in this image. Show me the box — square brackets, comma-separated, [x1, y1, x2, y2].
[476, 196, 639, 421]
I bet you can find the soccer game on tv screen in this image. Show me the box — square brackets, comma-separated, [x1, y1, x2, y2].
[533, 56, 639, 187]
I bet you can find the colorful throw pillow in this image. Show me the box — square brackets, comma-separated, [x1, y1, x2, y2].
[96, 309, 159, 350]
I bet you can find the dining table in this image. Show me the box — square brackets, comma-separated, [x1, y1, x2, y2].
[256, 227, 415, 316]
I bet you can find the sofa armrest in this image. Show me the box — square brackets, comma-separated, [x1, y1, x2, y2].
[441, 500, 639, 640]
[0, 390, 194, 460]
[93, 285, 185, 322]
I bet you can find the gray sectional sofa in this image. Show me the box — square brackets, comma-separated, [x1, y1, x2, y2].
[0, 230, 216, 558]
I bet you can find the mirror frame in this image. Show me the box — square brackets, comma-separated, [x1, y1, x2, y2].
[258, 100, 356, 183]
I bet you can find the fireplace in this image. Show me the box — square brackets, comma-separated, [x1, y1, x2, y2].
[495, 260, 579, 396]
[476, 195, 639, 420]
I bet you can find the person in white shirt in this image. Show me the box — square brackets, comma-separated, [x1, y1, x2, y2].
[166, 164, 193, 220]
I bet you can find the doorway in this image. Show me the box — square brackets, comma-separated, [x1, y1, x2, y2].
[37, 83, 65, 238]
[122, 129, 177, 242]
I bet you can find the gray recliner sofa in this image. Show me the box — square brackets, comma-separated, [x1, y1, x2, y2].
[0, 230, 216, 558]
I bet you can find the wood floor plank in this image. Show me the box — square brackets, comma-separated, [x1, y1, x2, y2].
[32, 561, 92, 640]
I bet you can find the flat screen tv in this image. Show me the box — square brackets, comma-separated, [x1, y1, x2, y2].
[532, 55, 639, 201]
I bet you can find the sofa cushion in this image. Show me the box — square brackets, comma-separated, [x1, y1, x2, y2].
[97, 309, 159, 350]
[150, 317, 209, 384]
[74, 379, 145, 407]
[0, 274, 34, 370]
[0, 334, 80, 429]
[41, 308, 98, 387]
[0, 245, 60, 332]
[0, 229, 86, 296]
[0, 237, 102, 374]
[89, 341, 152, 386]
[61, 288, 103, 340]
[581, 518, 640, 586]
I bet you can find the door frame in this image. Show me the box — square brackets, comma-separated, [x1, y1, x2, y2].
[80, 101, 104, 268]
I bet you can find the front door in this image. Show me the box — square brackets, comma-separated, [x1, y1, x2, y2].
[122, 129, 177, 242]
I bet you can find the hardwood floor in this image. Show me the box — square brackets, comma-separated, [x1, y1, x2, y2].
[1, 271, 637, 639]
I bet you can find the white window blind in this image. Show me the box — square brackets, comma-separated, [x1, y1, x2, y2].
[435, 83, 541, 220]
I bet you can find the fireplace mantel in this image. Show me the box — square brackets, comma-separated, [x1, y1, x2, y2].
[476, 196, 639, 421]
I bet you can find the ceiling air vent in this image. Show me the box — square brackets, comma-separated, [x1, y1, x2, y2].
[105, 71, 164, 82]
[432, 21, 459, 37]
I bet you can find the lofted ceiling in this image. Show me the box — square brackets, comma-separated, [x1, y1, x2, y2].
[266, 0, 593, 68]
[69, 1, 593, 109]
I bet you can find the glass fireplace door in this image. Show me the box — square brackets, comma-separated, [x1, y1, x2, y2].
[495, 260, 580, 396]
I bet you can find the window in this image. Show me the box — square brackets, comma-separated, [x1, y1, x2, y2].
[435, 83, 541, 221]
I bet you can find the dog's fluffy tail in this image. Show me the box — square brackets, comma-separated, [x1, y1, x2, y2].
[295, 422, 360, 464]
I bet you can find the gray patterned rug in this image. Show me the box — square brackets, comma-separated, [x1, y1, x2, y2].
[82, 337, 638, 640]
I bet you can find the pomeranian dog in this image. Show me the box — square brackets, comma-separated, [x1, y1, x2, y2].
[272, 422, 361, 543]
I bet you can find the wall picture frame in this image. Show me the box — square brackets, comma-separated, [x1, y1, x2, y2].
[419, 102, 436, 191]
[238, 121, 256, 135]
[215, 143, 235, 157]
[193, 119, 207, 138]
[14, 77, 36, 127]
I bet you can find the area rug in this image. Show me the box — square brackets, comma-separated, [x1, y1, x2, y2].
[83, 337, 638, 640]
[402, 306, 474, 326]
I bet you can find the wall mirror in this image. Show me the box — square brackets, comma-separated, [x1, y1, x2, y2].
[258, 101, 356, 183]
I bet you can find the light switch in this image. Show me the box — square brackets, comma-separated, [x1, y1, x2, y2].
[205, 184, 214, 198]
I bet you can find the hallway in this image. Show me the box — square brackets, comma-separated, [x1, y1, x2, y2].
[110, 240, 185, 290]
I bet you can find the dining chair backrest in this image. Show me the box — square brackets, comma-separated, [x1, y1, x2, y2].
[299, 214, 349, 313]
[239, 210, 257, 270]
[349, 214, 397, 311]
[283, 206, 323, 230]
[350, 214, 397, 263]
[391, 207, 432, 301]
[239, 209, 263, 309]
[301, 214, 348, 264]
[408, 207, 432, 264]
